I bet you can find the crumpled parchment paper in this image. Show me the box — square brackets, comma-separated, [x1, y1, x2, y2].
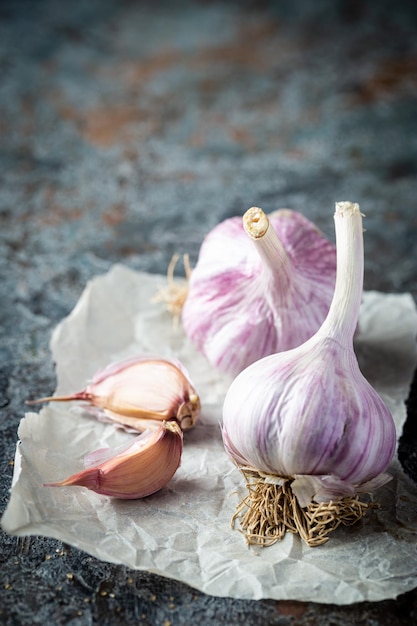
[2, 265, 417, 604]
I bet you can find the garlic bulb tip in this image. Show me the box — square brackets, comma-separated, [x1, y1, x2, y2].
[243, 207, 269, 239]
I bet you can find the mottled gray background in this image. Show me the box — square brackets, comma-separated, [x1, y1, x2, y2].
[1, 0, 417, 624]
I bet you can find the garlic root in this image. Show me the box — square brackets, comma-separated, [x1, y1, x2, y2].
[152, 253, 192, 324]
[233, 469, 376, 547]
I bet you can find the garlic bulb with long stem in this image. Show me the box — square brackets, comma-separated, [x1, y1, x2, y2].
[182, 208, 336, 377]
[222, 202, 396, 547]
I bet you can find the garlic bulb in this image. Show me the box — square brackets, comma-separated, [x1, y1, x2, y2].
[27, 356, 200, 432]
[182, 207, 336, 377]
[45, 421, 182, 499]
[222, 202, 396, 547]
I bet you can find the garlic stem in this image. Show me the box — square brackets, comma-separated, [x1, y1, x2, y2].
[243, 207, 270, 238]
[317, 202, 363, 346]
[243, 207, 292, 291]
[26, 392, 90, 405]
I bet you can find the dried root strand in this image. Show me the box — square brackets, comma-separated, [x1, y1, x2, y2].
[232, 469, 374, 548]
[152, 254, 192, 324]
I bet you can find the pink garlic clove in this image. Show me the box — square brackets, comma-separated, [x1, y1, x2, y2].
[27, 355, 200, 432]
[45, 420, 183, 499]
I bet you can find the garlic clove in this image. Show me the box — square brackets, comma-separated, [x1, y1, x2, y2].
[27, 356, 200, 432]
[182, 207, 336, 377]
[45, 420, 183, 499]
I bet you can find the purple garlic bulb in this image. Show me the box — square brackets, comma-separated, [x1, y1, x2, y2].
[222, 203, 396, 511]
[182, 207, 336, 377]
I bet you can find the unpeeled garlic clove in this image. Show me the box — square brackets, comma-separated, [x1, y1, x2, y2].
[182, 207, 336, 377]
[45, 420, 183, 499]
[27, 355, 200, 432]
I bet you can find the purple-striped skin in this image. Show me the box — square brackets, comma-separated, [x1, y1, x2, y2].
[182, 209, 336, 378]
[222, 336, 396, 506]
[222, 203, 396, 506]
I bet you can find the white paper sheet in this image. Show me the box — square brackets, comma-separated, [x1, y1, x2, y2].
[2, 265, 417, 604]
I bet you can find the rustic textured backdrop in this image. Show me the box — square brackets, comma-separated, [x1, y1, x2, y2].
[1, 0, 417, 624]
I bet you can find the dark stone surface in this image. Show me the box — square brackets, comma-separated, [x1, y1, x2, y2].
[1, 0, 417, 623]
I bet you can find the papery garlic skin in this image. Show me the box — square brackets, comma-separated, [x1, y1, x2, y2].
[222, 202, 396, 508]
[223, 339, 396, 506]
[27, 356, 200, 432]
[182, 208, 336, 377]
[45, 420, 183, 499]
